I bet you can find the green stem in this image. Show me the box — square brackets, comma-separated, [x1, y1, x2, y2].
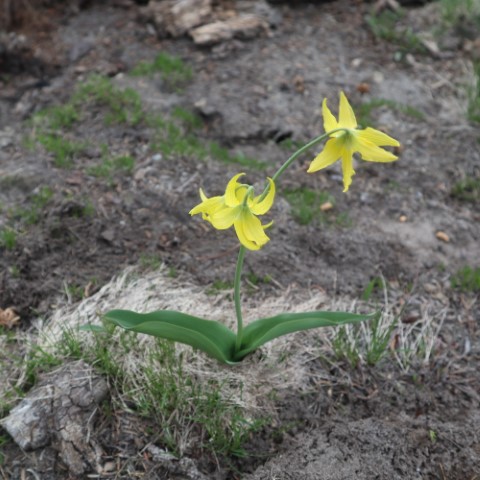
[234, 246, 246, 353]
[259, 128, 346, 201]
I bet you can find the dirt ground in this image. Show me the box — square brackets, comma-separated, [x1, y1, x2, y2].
[0, 0, 479, 478]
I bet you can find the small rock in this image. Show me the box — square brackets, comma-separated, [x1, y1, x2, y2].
[100, 229, 116, 243]
[360, 192, 370, 203]
[423, 283, 437, 294]
[372, 71, 384, 84]
[74, 65, 88, 74]
[399, 215, 407, 223]
[435, 231, 450, 243]
[356, 82, 370, 94]
[351, 58, 363, 68]
[194, 98, 220, 118]
[293, 74, 305, 94]
[68, 37, 94, 63]
[102, 461, 116, 473]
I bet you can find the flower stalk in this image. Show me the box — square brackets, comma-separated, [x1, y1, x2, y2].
[257, 128, 346, 202]
[234, 245, 246, 353]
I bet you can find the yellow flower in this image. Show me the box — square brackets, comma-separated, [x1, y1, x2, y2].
[189, 188, 227, 223]
[308, 91, 400, 192]
[190, 173, 275, 251]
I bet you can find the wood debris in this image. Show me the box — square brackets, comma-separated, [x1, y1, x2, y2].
[140, 0, 213, 38]
[190, 14, 268, 46]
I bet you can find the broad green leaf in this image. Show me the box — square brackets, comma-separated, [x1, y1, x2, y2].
[103, 309, 238, 364]
[235, 311, 374, 361]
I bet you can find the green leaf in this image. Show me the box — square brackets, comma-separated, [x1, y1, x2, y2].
[236, 311, 374, 361]
[103, 309, 238, 364]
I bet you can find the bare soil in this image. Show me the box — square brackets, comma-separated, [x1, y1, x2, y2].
[0, 0, 479, 478]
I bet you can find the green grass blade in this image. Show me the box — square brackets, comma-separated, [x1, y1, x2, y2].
[236, 311, 374, 360]
[103, 310, 237, 364]
[79, 325, 108, 332]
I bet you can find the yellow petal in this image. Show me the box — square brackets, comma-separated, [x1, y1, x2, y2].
[189, 195, 226, 217]
[250, 178, 275, 215]
[357, 127, 400, 147]
[234, 221, 261, 250]
[199, 188, 208, 202]
[338, 91, 357, 129]
[307, 138, 342, 173]
[341, 152, 355, 192]
[354, 136, 398, 163]
[235, 185, 249, 203]
[262, 220, 274, 230]
[225, 173, 245, 207]
[209, 206, 240, 230]
[234, 210, 270, 250]
[242, 210, 270, 245]
[322, 98, 338, 133]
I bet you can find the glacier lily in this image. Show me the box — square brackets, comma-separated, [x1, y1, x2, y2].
[85, 91, 399, 365]
[308, 91, 400, 192]
[190, 173, 275, 251]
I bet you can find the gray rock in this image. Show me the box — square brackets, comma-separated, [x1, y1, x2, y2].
[1, 360, 109, 476]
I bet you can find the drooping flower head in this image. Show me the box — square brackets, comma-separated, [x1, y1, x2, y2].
[308, 91, 400, 192]
[190, 173, 275, 251]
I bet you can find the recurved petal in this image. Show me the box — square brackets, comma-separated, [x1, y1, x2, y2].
[209, 205, 240, 230]
[250, 177, 275, 215]
[199, 188, 208, 202]
[189, 195, 224, 216]
[338, 91, 357, 129]
[341, 152, 355, 192]
[225, 173, 245, 207]
[190, 195, 225, 215]
[322, 98, 338, 133]
[307, 138, 342, 173]
[262, 220, 274, 230]
[354, 136, 398, 163]
[357, 127, 400, 147]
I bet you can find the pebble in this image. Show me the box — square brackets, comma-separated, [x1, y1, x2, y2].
[102, 461, 116, 473]
[435, 231, 450, 243]
[423, 283, 437, 294]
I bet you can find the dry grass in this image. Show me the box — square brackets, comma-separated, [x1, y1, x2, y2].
[41, 266, 445, 406]
[0, 329, 35, 412]
[0, 265, 450, 453]
[41, 266, 337, 414]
